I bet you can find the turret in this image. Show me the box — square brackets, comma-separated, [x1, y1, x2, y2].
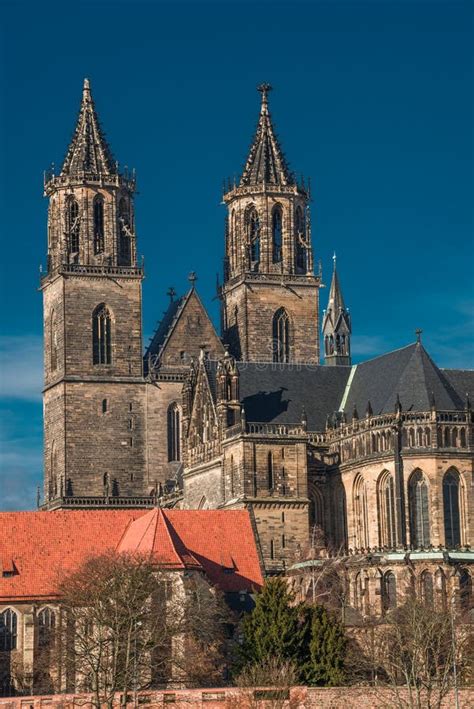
[322, 254, 351, 366]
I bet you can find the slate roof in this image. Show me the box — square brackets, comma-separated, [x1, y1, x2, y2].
[343, 342, 470, 416]
[0, 509, 263, 601]
[204, 341, 473, 432]
[144, 290, 191, 366]
[205, 360, 350, 431]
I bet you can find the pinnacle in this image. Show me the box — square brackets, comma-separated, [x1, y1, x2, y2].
[60, 78, 116, 178]
[239, 84, 294, 187]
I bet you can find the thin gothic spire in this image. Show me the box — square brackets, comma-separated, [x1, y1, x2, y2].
[61, 78, 116, 177]
[239, 84, 294, 187]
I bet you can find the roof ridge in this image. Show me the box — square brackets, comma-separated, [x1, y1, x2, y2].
[357, 341, 416, 366]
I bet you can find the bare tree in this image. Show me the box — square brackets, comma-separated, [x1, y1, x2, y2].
[346, 599, 473, 709]
[56, 552, 233, 707]
[235, 656, 303, 709]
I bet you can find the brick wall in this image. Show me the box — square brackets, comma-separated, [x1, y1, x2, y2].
[2, 686, 472, 707]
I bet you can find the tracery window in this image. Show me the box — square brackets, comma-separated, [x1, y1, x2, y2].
[353, 475, 369, 549]
[118, 198, 131, 262]
[92, 304, 112, 365]
[247, 207, 260, 266]
[409, 470, 430, 547]
[272, 308, 290, 363]
[0, 609, 17, 651]
[93, 195, 105, 254]
[378, 471, 397, 548]
[66, 197, 80, 254]
[443, 470, 461, 547]
[38, 608, 56, 648]
[272, 205, 283, 263]
[167, 403, 181, 462]
[382, 571, 397, 612]
[295, 206, 306, 271]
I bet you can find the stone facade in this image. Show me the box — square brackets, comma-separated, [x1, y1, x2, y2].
[38, 79, 473, 609]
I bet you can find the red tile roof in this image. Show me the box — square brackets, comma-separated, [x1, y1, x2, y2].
[0, 509, 263, 601]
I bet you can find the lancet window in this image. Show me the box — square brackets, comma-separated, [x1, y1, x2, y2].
[408, 470, 430, 547]
[93, 195, 105, 254]
[273, 308, 290, 363]
[92, 304, 112, 365]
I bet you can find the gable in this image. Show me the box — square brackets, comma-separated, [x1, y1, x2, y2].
[158, 290, 224, 368]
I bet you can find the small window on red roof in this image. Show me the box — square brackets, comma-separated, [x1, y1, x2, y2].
[1, 559, 15, 577]
[220, 553, 235, 572]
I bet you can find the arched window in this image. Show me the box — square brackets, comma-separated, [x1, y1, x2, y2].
[295, 206, 306, 271]
[459, 569, 472, 613]
[50, 309, 58, 372]
[267, 451, 274, 490]
[51, 442, 58, 499]
[0, 609, 17, 651]
[460, 429, 466, 447]
[443, 470, 461, 547]
[333, 481, 348, 550]
[420, 571, 434, 606]
[92, 304, 112, 365]
[353, 475, 369, 549]
[272, 205, 283, 263]
[229, 455, 235, 497]
[273, 308, 290, 363]
[102, 398, 108, 414]
[247, 208, 260, 266]
[230, 210, 237, 270]
[93, 195, 105, 254]
[435, 568, 447, 610]
[167, 403, 181, 461]
[66, 197, 80, 254]
[378, 471, 396, 548]
[118, 198, 131, 263]
[408, 470, 430, 548]
[38, 608, 56, 648]
[309, 487, 324, 531]
[382, 572, 397, 611]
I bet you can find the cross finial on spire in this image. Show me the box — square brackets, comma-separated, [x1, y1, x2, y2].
[257, 83, 272, 104]
[166, 286, 176, 302]
[83, 77, 90, 92]
[415, 328, 423, 343]
[188, 271, 197, 287]
[333, 251, 337, 271]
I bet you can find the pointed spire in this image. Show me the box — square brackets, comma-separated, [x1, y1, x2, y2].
[352, 404, 359, 421]
[61, 78, 116, 178]
[327, 258, 345, 315]
[366, 400, 373, 417]
[239, 84, 294, 187]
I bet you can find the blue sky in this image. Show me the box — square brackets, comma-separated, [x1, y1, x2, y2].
[0, 0, 473, 510]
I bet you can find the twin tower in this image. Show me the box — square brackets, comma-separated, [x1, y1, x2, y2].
[41, 79, 351, 507]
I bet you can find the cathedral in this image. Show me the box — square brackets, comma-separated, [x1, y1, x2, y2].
[39, 78, 472, 608]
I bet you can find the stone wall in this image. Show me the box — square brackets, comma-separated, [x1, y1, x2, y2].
[2, 686, 472, 707]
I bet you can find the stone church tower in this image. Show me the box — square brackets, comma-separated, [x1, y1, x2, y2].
[220, 84, 321, 363]
[41, 79, 147, 507]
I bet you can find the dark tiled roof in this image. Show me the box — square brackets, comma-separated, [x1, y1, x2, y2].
[204, 342, 472, 433]
[145, 291, 190, 361]
[442, 369, 474, 405]
[343, 342, 466, 416]
[236, 363, 350, 431]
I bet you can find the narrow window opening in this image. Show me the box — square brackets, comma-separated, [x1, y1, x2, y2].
[92, 304, 112, 365]
[66, 197, 80, 255]
[267, 451, 274, 490]
[272, 205, 283, 263]
[273, 308, 290, 363]
[167, 403, 181, 461]
[93, 196, 105, 254]
[102, 398, 108, 414]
